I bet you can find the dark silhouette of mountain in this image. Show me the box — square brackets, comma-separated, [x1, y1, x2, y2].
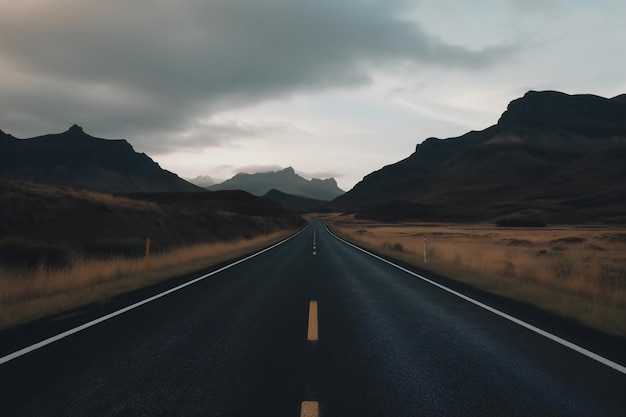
[331, 91, 626, 224]
[208, 167, 344, 201]
[0, 125, 202, 193]
[498, 90, 626, 136]
[262, 189, 327, 213]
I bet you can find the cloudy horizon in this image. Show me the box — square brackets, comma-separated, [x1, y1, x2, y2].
[2, 0, 625, 190]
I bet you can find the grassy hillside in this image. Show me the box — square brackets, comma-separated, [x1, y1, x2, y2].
[0, 181, 306, 328]
[0, 181, 305, 267]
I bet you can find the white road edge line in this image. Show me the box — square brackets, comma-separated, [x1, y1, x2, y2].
[0, 226, 309, 366]
[323, 222, 626, 375]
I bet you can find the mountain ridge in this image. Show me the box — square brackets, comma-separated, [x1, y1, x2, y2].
[209, 167, 344, 201]
[498, 90, 626, 136]
[189, 175, 216, 187]
[331, 90, 626, 224]
[0, 125, 202, 194]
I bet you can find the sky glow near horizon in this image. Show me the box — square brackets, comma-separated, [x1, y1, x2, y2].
[1, 0, 625, 190]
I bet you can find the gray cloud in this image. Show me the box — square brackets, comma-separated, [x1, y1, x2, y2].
[0, 0, 515, 150]
[199, 120, 305, 144]
[297, 170, 344, 180]
[234, 164, 285, 174]
[135, 118, 306, 154]
[511, 0, 561, 15]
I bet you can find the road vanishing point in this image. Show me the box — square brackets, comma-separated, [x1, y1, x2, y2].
[1, 220, 625, 416]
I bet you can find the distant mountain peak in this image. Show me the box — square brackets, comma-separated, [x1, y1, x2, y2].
[67, 124, 84, 134]
[189, 175, 216, 187]
[310, 177, 338, 186]
[209, 166, 344, 200]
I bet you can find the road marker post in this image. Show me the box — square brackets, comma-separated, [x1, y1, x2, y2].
[424, 237, 428, 264]
[145, 237, 151, 272]
[0, 226, 309, 366]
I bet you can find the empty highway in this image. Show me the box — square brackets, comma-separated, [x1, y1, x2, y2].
[1, 220, 625, 416]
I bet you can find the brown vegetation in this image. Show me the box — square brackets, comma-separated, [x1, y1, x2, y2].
[0, 181, 305, 329]
[0, 181, 304, 258]
[0, 231, 293, 329]
[319, 213, 626, 337]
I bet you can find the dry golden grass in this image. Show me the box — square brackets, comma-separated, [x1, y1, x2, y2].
[3, 180, 158, 211]
[0, 230, 294, 330]
[319, 213, 626, 337]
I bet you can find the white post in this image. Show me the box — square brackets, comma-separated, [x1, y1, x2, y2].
[424, 237, 428, 264]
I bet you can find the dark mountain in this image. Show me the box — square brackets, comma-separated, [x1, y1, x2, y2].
[262, 189, 327, 213]
[208, 167, 344, 201]
[331, 91, 626, 224]
[498, 90, 626, 136]
[0, 125, 202, 193]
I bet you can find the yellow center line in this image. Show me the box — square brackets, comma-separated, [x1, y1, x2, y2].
[307, 300, 318, 341]
[300, 401, 319, 417]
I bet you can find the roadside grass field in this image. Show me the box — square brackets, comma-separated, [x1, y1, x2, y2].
[319, 213, 626, 338]
[0, 230, 294, 330]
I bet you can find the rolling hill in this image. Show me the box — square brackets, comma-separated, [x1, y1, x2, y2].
[331, 91, 626, 224]
[0, 181, 305, 268]
[262, 189, 328, 213]
[0, 125, 201, 193]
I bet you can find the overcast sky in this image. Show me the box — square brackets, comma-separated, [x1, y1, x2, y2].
[1, 0, 625, 190]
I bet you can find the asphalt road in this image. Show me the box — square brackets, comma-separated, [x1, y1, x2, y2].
[1, 219, 625, 416]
